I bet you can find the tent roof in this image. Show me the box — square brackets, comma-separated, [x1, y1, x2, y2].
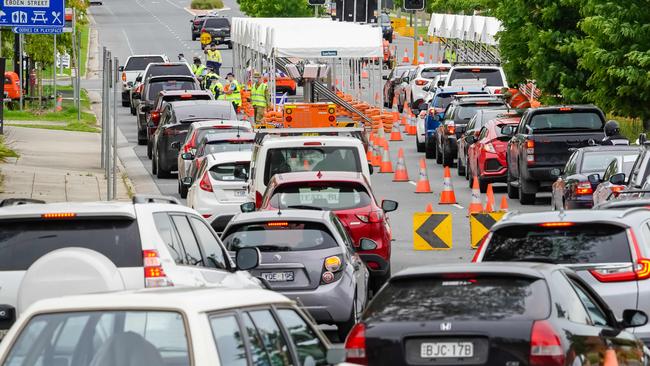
[232, 17, 382, 58]
[427, 13, 502, 45]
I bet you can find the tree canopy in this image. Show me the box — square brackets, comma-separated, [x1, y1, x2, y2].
[237, 0, 312, 17]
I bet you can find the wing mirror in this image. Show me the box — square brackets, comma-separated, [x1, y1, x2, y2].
[359, 238, 378, 251]
[620, 309, 648, 328]
[181, 177, 193, 186]
[180, 152, 194, 160]
[132, 92, 141, 100]
[135, 75, 142, 82]
[500, 125, 515, 136]
[467, 135, 477, 144]
[437, 80, 445, 87]
[368, 163, 374, 175]
[141, 104, 152, 113]
[381, 199, 398, 212]
[382, 75, 388, 80]
[587, 173, 601, 186]
[609, 173, 626, 186]
[170, 141, 180, 150]
[236, 247, 260, 271]
[0, 304, 16, 330]
[118, 66, 124, 72]
[240, 202, 256, 213]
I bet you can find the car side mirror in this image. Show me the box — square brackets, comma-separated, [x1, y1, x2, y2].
[181, 177, 193, 186]
[118, 66, 124, 72]
[236, 247, 260, 271]
[437, 80, 445, 87]
[381, 199, 398, 212]
[609, 172, 626, 185]
[382, 75, 388, 80]
[500, 125, 515, 136]
[639, 133, 647, 145]
[588, 173, 601, 186]
[0, 304, 16, 330]
[467, 135, 477, 144]
[359, 238, 378, 251]
[368, 163, 374, 175]
[132, 92, 141, 100]
[422, 85, 430, 92]
[620, 309, 648, 328]
[141, 104, 151, 113]
[171, 141, 180, 150]
[135, 75, 142, 82]
[326, 345, 346, 364]
[181, 152, 194, 160]
[240, 202, 256, 213]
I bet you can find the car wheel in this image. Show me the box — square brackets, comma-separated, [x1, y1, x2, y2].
[442, 142, 453, 167]
[156, 154, 171, 179]
[425, 136, 435, 159]
[468, 164, 474, 188]
[130, 105, 136, 115]
[151, 151, 158, 175]
[387, 96, 393, 109]
[370, 266, 391, 297]
[518, 176, 536, 205]
[397, 103, 403, 113]
[435, 141, 443, 164]
[337, 294, 358, 341]
[179, 179, 188, 198]
[137, 127, 147, 146]
[228, 41, 233, 49]
[465, 156, 470, 181]
[507, 170, 519, 199]
[478, 176, 488, 193]
[192, 34, 197, 41]
[457, 152, 465, 176]
[147, 140, 153, 160]
[416, 134, 425, 153]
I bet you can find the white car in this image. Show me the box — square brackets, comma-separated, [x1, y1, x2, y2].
[0, 286, 348, 365]
[187, 151, 253, 232]
[405, 63, 451, 111]
[444, 64, 508, 93]
[0, 195, 259, 336]
[119, 54, 167, 107]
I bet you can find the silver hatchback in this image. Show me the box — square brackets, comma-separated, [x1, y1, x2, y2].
[221, 209, 369, 339]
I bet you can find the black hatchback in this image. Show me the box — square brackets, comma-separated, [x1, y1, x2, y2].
[151, 100, 237, 178]
[345, 262, 648, 366]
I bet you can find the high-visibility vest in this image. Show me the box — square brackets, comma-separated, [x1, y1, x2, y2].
[210, 81, 224, 99]
[444, 49, 457, 63]
[251, 82, 268, 107]
[225, 80, 242, 106]
[193, 64, 206, 76]
[203, 72, 219, 90]
[509, 88, 531, 109]
[207, 49, 222, 63]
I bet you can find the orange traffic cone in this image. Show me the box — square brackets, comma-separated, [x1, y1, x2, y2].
[603, 348, 618, 366]
[401, 114, 407, 126]
[393, 148, 409, 182]
[425, 203, 433, 212]
[428, 54, 433, 63]
[415, 158, 432, 193]
[418, 36, 424, 46]
[389, 122, 403, 141]
[303, 159, 310, 170]
[376, 123, 388, 148]
[499, 196, 509, 212]
[372, 144, 382, 167]
[485, 184, 495, 212]
[379, 145, 393, 173]
[419, 52, 425, 65]
[366, 138, 375, 163]
[407, 115, 417, 135]
[468, 176, 483, 215]
[439, 166, 457, 204]
[402, 48, 410, 63]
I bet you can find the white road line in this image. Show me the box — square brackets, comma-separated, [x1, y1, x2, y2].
[408, 181, 416, 186]
[453, 204, 464, 209]
[164, 0, 182, 9]
[122, 29, 135, 55]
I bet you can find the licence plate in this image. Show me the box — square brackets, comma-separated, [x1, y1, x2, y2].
[420, 342, 473, 358]
[261, 272, 294, 282]
[234, 190, 246, 197]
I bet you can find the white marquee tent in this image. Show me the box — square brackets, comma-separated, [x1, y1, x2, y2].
[427, 13, 502, 45]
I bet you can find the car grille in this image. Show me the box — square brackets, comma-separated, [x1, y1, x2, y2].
[485, 158, 503, 172]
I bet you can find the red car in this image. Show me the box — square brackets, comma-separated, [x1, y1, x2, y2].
[260, 171, 398, 293]
[467, 116, 520, 193]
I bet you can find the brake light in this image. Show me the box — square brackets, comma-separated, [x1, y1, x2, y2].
[471, 69, 481, 72]
[180, 93, 193, 99]
[475, 101, 489, 105]
[303, 142, 322, 146]
[256, 191, 263, 208]
[456, 91, 469, 95]
[539, 222, 574, 227]
[471, 232, 492, 262]
[184, 131, 197, 153]
[41, 212, 76, 219]
[559, 107, 572, 111]
[415, 79, 428, 86]
[267, 221, 288, 227]
[201, 28, 206, 33]
[526, 139, 535, 165]
[529, 320, 564, 366]
[494, 88, 502, 94]
[356, 210, 384, 223]
[328, 115, 336, 122]
[611, 185, 625, 195]
[590, 229, 650, 282]
[143, 250, 173, 288]
[163, 128, 184, 136]
[483, 143, 496, 153]
[121, 72, 126, 82]
[150, 110, 161, 123]
[446, 124, 455, 135]
[575, 182, 593, 195]
[199, 171, 213, 192]
[345, 323, 367, 365]
[202, 214, 212, 218]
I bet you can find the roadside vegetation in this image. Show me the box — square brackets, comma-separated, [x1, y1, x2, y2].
[0, 137, 18, 162]
[191, 0, 224, 9]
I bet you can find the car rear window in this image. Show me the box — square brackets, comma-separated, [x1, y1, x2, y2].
[420, 67, 450, 79]
[210, 161, 250, 182]
[204, 18, 230, 28]
[269, 182, 372, 211]
[455, 103, 505, 121]
[162, 94, 212, 103]
[448, 69, 504, 87]
[177, 106, 237, 122]
[528, 112, 604, 132]
[200, 141, 253, 156]
[147, 65, 193, 78]
[125, 56, 165, 71]
[581, 151, 640, 174]
[264, 147, 361, 185]
[0, 219, 143, 270]
[147, 80, 197, 100]
[483, 223, 632, 264]
[222, 221, 338, 252]
[365, 276, 549, 322]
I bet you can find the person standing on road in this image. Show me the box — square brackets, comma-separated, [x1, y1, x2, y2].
[443, 46, 457, 64]
[192, 57, 206, 77]
[203, 66, 220, 91]
[205, 45, 222, 76]
[224, 72, 242, 112]
[601, 120, 630, 145]
[251, 71, 269, 123]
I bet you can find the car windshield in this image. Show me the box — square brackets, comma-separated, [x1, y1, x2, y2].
[3, 311, 190, 366]
[529, 112, 604, 132]
[581, 151, 639, 174]
[210, 161, 250, 182]
[147, 65, 192, 77]
[0, 219, 142, 270]
[204, 18, 230, 28]
[147, 80, 196, 100]
[200, 141, 253, 156]
[483, 223, 632, 264]
[448, 68, 504, 87]
[264, 147, 361, 185]
[125, 56, 165, 71]
[222, 221, 338, 252]
[365, 276, 550, 322]
[269, 182, 372, 210]
[421, 67, 450, 79]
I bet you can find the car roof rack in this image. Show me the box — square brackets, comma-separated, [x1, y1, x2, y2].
[451, 62, 502, 66]
[132, 195, 180, 205]
[0, 198, 46, 207]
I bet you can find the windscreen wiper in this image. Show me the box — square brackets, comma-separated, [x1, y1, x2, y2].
[510, 256, 558, 264]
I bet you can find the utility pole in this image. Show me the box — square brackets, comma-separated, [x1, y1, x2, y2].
[53, 34, 57, 111]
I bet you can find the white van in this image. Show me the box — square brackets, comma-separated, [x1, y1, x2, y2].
[248, 135, 371, 208]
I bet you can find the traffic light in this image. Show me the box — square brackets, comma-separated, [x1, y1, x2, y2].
[403, 0, 425, 11]
[309, 0, 326, 5]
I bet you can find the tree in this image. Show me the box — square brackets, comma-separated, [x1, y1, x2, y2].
[426, 0, 497, 15]
[494, 0, 588, 104]
[237, 0, 312, 17]
[578, 0, 650, 128]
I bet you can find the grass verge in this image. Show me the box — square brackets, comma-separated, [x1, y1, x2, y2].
[609, 115, 646, 142]
[191, 0, 224, 9]
[43, 22, 90, 77]
[0, 137, 18, 162]
[6, 122, 99, 133]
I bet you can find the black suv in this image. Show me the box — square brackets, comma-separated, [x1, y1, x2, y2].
[135, 75, 201, 145]
[151, 100, 237, 178]
[434, 95, 506, 166]
[200, 17, 232, 49]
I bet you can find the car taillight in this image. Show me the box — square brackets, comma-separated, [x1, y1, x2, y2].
[183, 132, 197, 152]
[446, 123, 455, 135]
[328, 115, 336, 122]
[150, 110, 160, 123]
[256, 191, 263, 208]
[121, 72, 126, 82]
[611, 185, 625, 197]
[199, 171, 213, 192]
[575, 182, 593, 195]
[529, 320, 564, 366]
[483, 143, 496, 153]
[415, 79, 428, 86]
[143, 250, 173, 288]
[345, 323, 368, 365]
[590, 229, 650, 282]
[526, 139, 535, 165]
[471, 232, 492, 262]
[356, 210, 384, 223]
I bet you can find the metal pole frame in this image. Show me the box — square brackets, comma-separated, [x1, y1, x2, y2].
[18, 34, 23, 111]
[112, 57, 118, 200]
[101, 46, 106, 169]
[53, 34, 57, 112]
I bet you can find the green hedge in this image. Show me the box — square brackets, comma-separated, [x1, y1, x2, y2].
[191, 0, 224, 9]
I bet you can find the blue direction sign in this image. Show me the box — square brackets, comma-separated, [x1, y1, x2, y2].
[0, 0, 65, 28]
[13, 25, 62, 33]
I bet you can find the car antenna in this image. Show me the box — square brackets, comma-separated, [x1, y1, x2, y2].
[275, 192, 282, 216]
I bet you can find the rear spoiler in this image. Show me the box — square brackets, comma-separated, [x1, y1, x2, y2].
[605, 190, 650, 201]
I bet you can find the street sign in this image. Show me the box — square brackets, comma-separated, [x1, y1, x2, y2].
[403, 0, 425, 11]
[469, 212, 505, 248]
[200, 32, 212, 45]
[308, 0, 326, 5]
[0, 0, 65, 28]
[12, 26, 62, 33]
[413, 212, 452, 250]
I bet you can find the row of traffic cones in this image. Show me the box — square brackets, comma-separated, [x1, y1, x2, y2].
[400, 47, 436, 65]
[468, 176, 509, 215]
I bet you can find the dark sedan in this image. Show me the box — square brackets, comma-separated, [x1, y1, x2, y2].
[151, 100, 237, 178]
[551, 145, 640, 210]
[345, 262, 648, 366]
